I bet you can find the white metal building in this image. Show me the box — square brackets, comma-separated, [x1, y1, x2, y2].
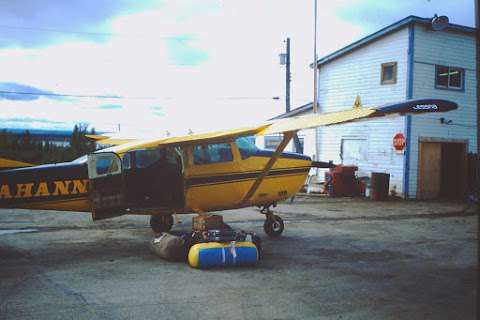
[271, 16, 477, 199]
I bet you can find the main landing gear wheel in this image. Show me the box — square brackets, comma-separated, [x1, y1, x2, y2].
[263, 214, 284, 238]
[150, 215, 173, 233]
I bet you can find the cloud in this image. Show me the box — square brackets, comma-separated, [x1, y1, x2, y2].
[0, 116, 72, 131]
[97, 104, 123, 110]
[0, 0, 158, 48]
[0, 0, 474, 134]
[0, 117, 64, 124]
[335, 0, 475, 32]
[0, 82, 66, 101]
[166, 37, 209, 66]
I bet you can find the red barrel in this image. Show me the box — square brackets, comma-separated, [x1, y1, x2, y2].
[325, 166, 358, 197]
[371, 172, 390, 200]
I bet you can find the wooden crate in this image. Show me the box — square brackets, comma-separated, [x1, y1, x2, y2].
[192, 214, 223, 231]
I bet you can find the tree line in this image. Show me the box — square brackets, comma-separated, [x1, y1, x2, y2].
[0, 124, 97, 164]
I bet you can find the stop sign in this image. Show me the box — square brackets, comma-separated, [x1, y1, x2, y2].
[393, 133, 406, 151]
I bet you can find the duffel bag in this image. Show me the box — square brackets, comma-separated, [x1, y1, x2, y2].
[150, 233, 187, 261]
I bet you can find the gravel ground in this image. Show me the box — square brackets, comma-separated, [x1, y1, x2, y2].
[0, 197, 477, 320]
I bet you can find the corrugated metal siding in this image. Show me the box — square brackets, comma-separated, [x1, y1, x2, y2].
[317, 28, 409, 194]
[409, 25, 477, 197]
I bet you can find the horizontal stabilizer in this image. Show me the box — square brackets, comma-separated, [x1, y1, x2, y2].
[311, 161, 335, 168]
[373, 99, 458, 115]
[0, 157, 33, 169]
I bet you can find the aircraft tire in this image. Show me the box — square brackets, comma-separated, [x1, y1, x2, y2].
[263, 215, 284, 238]
[150, 215, 173, 233]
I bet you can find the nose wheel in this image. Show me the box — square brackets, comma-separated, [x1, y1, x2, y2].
[150, 215, 173, 233]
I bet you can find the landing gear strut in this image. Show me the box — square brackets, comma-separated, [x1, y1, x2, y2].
[261, 204, 284, 238]
[150, 215, 173, 233]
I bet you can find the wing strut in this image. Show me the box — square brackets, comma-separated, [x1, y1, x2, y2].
[240, 131, 296, 206]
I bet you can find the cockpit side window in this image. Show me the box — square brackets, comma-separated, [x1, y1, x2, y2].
[96, 156, 119, 175]
[193, 143, 233, 165]
[135, 149, 163, 168]
[235, 136, 258, 159]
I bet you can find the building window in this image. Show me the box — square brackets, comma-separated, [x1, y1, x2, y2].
[264, 134, 304, 152]
[435, 65, 464, 90]
[264, 135, 283, 150]
[381, 62, 397, 85]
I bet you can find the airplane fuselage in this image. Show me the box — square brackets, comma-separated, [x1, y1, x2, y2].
[0, 143, 312, 218]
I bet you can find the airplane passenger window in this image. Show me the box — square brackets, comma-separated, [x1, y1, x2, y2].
[193, 143, 233, 165]
[136, 149, 163, 168]
[235, 136, 258, 159]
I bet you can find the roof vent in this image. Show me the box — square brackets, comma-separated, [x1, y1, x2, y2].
[431, 14, 449, 31]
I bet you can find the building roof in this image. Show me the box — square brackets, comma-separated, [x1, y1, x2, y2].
[274, 16, 476, 121]
[312, 15, 476, 68]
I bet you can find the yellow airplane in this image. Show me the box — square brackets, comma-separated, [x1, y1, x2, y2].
[0, 99, 457, 237]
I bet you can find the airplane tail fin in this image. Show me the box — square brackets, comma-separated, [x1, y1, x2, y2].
[0, 157, 34, 170]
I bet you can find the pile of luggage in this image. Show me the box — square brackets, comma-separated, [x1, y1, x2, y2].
[150, 215, 262, 269]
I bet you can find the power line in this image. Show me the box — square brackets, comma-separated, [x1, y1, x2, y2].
[0, 90, 157, 100]
[0, 24, 189, 41]
[0, 90, 282, 101]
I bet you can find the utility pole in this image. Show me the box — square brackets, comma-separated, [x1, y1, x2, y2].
[285, 37, 291, 113]
[313, 0, 319, 164]
[280, 37, 303, 153]
[474, 0, 479, 213]
[313, 0, 318, 115]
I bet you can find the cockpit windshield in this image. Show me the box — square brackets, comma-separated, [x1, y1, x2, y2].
[235, 136, 258, 159]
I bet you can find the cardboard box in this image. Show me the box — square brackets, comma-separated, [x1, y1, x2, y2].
[192, 214, 223, 231]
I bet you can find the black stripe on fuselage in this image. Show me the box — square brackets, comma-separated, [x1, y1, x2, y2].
[0, 162, 89, 206]
[185, 166, 311, 187]
[255, 150, 311, 161]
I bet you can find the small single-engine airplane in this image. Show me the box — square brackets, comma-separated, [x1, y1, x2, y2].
[0, 99, 457, 237]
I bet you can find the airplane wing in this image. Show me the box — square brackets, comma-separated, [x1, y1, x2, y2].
[259, 98, 458, 135]
[0, 157, 34, 169]
[84, 134, 137, 146]
[102, 98, 457, 154]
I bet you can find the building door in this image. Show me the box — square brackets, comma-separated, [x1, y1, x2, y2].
[440, 143, 467, 199]
[418, 142, 441, 199]
[418, 141, 467, 199]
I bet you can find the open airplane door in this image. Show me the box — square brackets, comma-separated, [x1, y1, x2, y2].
[87, 152, 127, 220]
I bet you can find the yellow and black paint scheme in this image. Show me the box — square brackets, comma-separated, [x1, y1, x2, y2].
[0, 161, 91, 212]
[0, 99, 458, 236]
[0, 138, 311, 211]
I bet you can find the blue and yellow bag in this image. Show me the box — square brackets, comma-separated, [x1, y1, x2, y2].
[188, 241, 258, 269]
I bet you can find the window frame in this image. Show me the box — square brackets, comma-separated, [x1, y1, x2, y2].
[380, 62, 397, 85]
[435, 65, 465, 91]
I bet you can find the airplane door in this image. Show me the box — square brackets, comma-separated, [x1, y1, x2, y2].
[87, 152, 127, 220]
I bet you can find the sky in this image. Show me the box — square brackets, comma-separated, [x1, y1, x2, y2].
[0, 0, 475, 137]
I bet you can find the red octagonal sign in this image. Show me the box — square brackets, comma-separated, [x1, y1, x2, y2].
[393, 133, 406, 151]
